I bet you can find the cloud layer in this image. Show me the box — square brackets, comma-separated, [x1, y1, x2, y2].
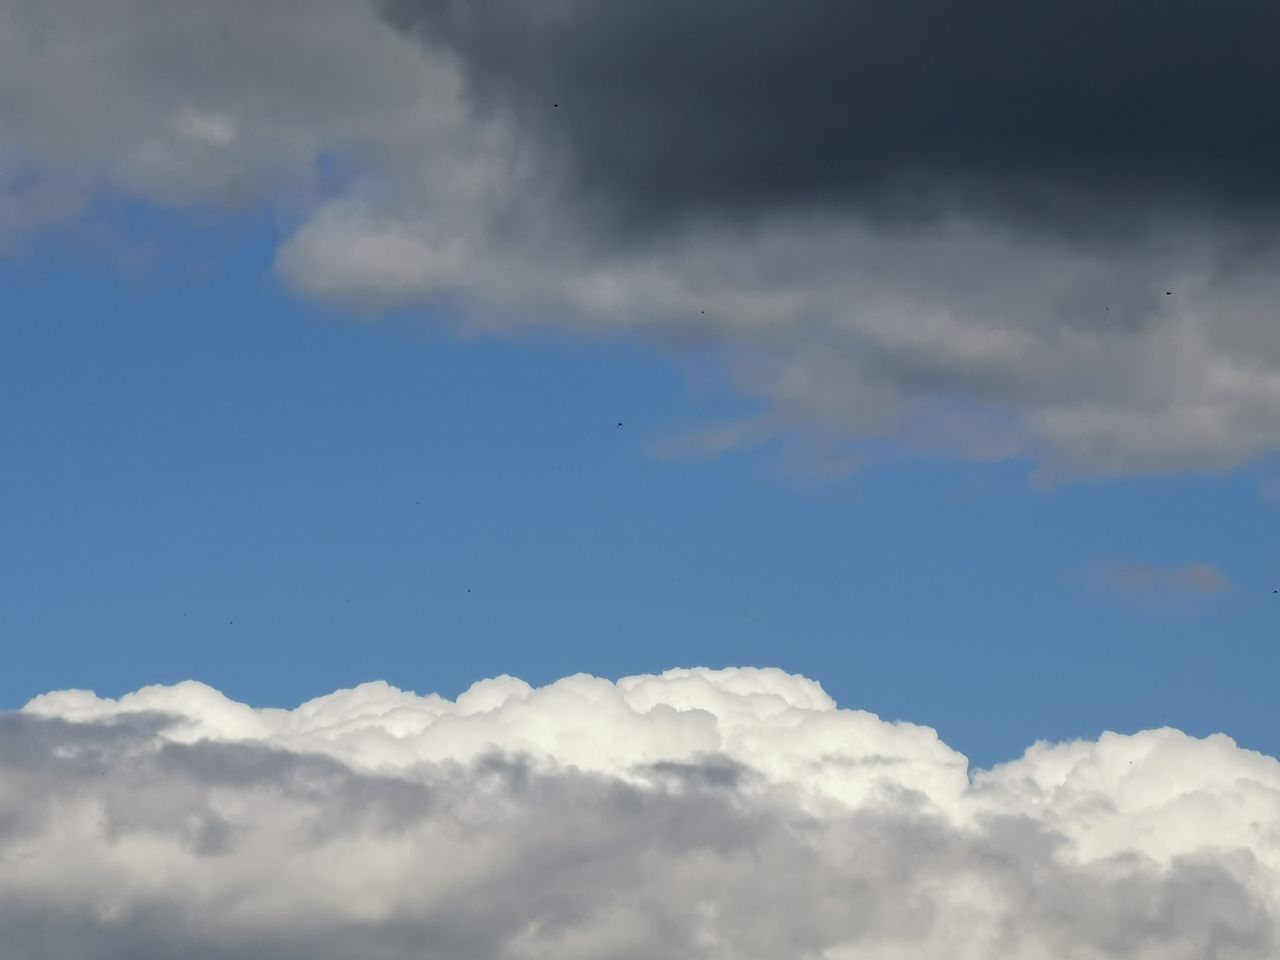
[6, 667, 1280, 958]
[387, 0, 1280, 233]
[5, 1, 1280, 474]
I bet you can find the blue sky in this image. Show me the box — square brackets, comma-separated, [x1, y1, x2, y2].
[3, 208, 1276, 771]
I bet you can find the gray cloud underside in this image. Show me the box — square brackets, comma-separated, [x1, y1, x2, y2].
[6, 670, 1280, 959]
[5, 1, 1280, 475]
[384, 0, 1280, 236]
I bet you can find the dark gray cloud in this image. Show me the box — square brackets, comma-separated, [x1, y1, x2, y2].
[7, 2, 1280, 474]
[385, 0, 1280, 238]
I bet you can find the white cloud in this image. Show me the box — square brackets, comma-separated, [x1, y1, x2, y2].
[5, 667, 1280, 958]
[275, 200, 473, 310]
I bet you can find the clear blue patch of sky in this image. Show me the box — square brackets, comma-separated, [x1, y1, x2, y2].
[1, 206, 1277, 770]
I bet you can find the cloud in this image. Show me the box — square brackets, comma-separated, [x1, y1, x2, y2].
[648, 416, 780, 462]
[172, 108, 237, 149]
[1089, 560, 1233, 614]
[7, 2, 1280, 475]
[5, 667, 1280, 958]
[384, 0, 1280, 236]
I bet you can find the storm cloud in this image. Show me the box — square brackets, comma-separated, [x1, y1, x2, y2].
[384, 0, 1280, 237]
[4, 668, 1280, 958]
[5, 1, 1280, 475]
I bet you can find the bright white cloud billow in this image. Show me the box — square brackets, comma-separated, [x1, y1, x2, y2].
[6, 1, 1280, 476]
[5, 666, 1280, 958]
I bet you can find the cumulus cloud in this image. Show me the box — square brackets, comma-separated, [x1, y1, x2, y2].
[1089, 560, 1233, 614]
[4, 667, 1280, 958]
[6, 1, 1280, 474]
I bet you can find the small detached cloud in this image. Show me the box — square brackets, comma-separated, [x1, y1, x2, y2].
[1089, 560, 1232, 614]
[4, 667, 1280, 958]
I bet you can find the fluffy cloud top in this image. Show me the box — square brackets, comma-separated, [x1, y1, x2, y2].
[5, 1, 1280, 475]
[5, 666, 1280, 958]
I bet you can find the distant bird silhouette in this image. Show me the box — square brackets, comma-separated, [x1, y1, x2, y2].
[617, 421, 623, 427]
[1166, 291, 1172, 295]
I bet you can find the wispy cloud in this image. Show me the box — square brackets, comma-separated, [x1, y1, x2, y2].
[1089, 560, 1232, 614]
[648, 417, 779, 461]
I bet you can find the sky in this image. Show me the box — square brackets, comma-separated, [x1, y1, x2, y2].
[3, 1, 1280, 957]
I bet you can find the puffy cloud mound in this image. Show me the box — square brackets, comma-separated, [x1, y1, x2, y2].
[5, 666, 1280, 958]
[6, 2, 1280, 475]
